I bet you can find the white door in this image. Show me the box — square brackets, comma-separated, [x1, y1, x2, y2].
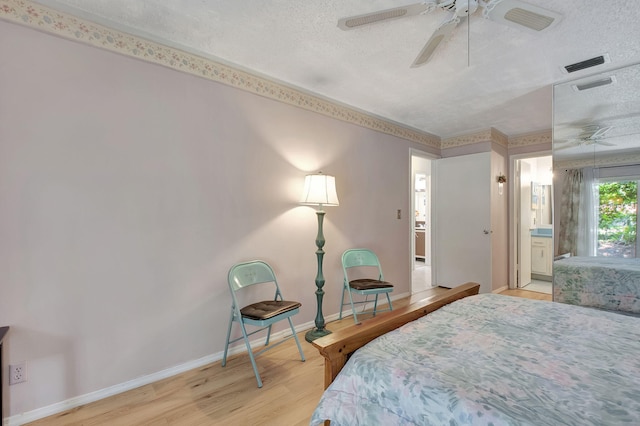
[433, 152, 492, 294]
[519, 160, 532, 287]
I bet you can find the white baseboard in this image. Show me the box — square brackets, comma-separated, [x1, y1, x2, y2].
[5, 352, 221, 426]
[5, 321, 315, 426]
[493, 285, 508, 294]
[5, 295, 411, 426]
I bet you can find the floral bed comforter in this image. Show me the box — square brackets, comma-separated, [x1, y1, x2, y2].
[554, 256, 640, 314]
[310, 294, 640, 426]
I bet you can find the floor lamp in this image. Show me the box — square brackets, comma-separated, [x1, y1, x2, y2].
[300, 172, 339, 342]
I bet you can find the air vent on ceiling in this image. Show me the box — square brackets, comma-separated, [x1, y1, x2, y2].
[563, 55, 610, 73]
[572, 76, 616, 92]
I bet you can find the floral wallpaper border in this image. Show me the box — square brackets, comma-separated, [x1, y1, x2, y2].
[440, 127, 513, 149]
[555, 153, 640, 170]
[509, 130, 552, 147]
[441, 129, 493, 149]
[491, 128, 510, 147]
[0, 0, 441, 148]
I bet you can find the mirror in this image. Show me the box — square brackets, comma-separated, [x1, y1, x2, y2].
[553, 63, 640, 256]
[531, 183, 552, 226]
[552, 62, 640, 314]
[415, 173, 427, 226]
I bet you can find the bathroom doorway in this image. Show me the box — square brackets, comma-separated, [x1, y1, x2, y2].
[510, 154, 553, 294]
[411, 153, 433, 293]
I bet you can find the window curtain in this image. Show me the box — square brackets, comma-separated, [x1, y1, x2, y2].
[557, 169, 583, 256]
[557, 168, 599, 257]
[577, 167, 598, 256]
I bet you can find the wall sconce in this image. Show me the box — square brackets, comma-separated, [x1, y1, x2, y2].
[300, 172, 339, 342]
[497, 174, 507, 195]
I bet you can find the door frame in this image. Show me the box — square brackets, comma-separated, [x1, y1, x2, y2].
[410, 148, 439, 292]
[508, 151, 552, 289]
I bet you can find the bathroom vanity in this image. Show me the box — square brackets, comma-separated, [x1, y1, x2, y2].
[531, 229, 552, 278]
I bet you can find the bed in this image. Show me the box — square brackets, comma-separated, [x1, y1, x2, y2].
[554, 256, 640, 314]
[310, 283, 640, 425]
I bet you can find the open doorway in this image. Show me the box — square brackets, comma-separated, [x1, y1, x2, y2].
[511, 154, 553, 294]
[411, 154, 433, 293]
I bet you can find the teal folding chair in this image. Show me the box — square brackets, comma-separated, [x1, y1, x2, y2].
[339, 248, 394, 324]
[222, 260, 305, 388]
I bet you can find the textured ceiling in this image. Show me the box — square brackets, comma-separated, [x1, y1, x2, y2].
[554, 63, 640, 163]
[32, 0, 640, 139]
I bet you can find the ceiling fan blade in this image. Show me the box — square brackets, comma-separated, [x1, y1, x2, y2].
[554, 105, 610, 129]
[591, 126, 614, 139]
[337, 3, 433, 31]
[411, 17, 460, 68]
[553, 143, 578, 151]
[482, 0, 562, 32]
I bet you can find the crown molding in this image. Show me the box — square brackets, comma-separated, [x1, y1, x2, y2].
[554, 153, 640, 170]
[0, 0, 440, 148]
[440, 127, 511, 149]
[508, 130, 552, 147]
[491, 128, 509, 147]
[441, 129, 493, 149]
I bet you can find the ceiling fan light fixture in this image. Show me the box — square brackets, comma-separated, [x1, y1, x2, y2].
[455, 0, 479, 17]
[338, 0, 562, 67]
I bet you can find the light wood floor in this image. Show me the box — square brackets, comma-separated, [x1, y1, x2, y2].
[500, 288, 552, 301]
[26, 287, 550, 425]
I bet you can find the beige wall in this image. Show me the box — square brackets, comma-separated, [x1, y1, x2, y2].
[0, 20, 428, 419]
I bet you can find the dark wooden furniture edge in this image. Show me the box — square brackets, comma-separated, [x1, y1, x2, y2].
[311, 282, 480, 389]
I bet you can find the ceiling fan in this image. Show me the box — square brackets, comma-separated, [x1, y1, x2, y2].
[554, 125, 617, 151]
[337, 0, 562, 67]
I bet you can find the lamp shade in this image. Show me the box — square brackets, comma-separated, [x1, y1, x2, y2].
[300, 173, 339, 206]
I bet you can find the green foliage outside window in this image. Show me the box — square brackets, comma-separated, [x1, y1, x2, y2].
[598, 181, 637, 246]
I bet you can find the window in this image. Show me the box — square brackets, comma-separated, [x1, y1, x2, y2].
[597, 180, 639, 257]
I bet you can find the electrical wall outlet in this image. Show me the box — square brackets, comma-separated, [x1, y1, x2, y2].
[9, 362, 26, 385]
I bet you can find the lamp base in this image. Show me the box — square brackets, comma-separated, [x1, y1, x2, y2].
[305, 327, 332, 343]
